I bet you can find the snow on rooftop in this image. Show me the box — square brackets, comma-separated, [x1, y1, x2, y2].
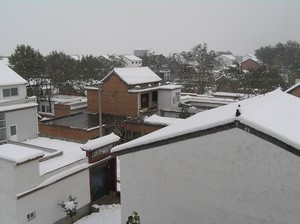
[221, 54, 236, 60]
[144, 114, 183, 126]
[285, 82, 300, 93]
[112, 89, 300, 153]
[81, 133, 120, 151]
[104, 67, 162, 85]
[0, 144, 44, 164]
[158, 84, 182, 90]
[25, 137, 86, 175]
[122, 54, 142, 61]
[74, 204, 120, 224]
[213, 92, 247, 98]
[0, 63, 27, 86]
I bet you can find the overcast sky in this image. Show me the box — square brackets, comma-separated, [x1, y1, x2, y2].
[1, 0, 299, 57]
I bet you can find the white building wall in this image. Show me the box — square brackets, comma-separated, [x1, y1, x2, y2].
[0, 160, 18, 224]
[14, 160, 41, 193]
[5, 107, 38, 142]
[158, 88, 181, 116]
[123, 58, 142, 67]
[16, 169, 90, 224]
[158, 89, 173, 110]
[0, 84, 27, 101]
[120, 128, 300, 224]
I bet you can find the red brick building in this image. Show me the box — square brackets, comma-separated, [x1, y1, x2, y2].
[87, 66, 162, 118]
[240, 58, 261, 71]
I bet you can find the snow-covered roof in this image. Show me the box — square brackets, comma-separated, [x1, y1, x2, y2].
[0, 63, 27, 86]
[122, 54, 142, 61]
[285, 82, 300, 93]
[25, 137, 86, 175]
[81, 133, 120, 151]
[112, 89, 300, 153]
[213, 92, 247, 98]
[0, 58, 10, 66]
[242, 54, 259, 63]
[219, 54, 236, 60]
[102, 67, 162, 85]
[0, 144, 44, 164]
[144, 115, 183, 126]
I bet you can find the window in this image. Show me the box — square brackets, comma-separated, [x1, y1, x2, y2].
[3, 88, 18, 97]
[10, 125, 17, 136]
[152, 91, 158, 102]
[41, 105, 45, 112]
[27, 211, 36, 222]
[133, 131, 141, 139]
[176, 92, 180, 102]
[46, 106, 51, 113]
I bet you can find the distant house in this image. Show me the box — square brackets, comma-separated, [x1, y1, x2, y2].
[216, 54, 237, 68]
[38, 94, 87, 118]
[0, 63, 38, 143]
[240, 54, 261, 71]
[122, 55, 142, 67]
[112, 89, 300, 224]
[87, 66, 163, 118]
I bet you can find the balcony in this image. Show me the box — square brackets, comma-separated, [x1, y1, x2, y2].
[139, 104, 158, 115]
[0, 96, 37, 112]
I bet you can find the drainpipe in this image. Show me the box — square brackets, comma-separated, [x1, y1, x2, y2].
[98, 82, 103, 137]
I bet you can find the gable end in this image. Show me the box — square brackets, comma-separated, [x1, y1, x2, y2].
[113, 121, 300, 158]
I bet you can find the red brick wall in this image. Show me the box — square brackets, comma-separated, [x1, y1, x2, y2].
[124, 122, 162, 141]
[87, 74, 139, 117]
[241, 59, 261, 71]
[87, 89, 99, 113]
[39, 123, 103, 143]
[288, 87, 300, 97]
[102, 75, 138, 117]
[54, 104, 71, 118]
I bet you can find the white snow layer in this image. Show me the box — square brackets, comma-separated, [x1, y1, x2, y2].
[25, 137, 86, 175]
[104, 66, 162, 85]
[144, 114, 183, 126]
[74, 204, 121, 224]
[0, 63, 27, 85]
[0, 144, 44, 164]
[112, 88, 300, 152]
[81, 133, 120, 151]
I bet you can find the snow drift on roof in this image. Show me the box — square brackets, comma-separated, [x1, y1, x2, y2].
[81, 133, 120, 151]
[0, 144, 44, 164]
[0, 63, 27, 86]
[112, 89, 300, 153]
[103, 67, 162, 85]
[144, 115, 183, 126]
[122, 55, 142, 61]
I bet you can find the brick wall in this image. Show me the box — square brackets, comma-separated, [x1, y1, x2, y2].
[39, 123, 103, 143]
[288, 87, 300, 97]
[87, 74, 139, 117]
[54, 104, 71, 118]
[123, 122, 163, 141]
[87, 89, 99, 113]
[241, 59, 261, 71]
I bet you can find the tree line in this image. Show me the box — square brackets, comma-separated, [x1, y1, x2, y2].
[7, 40, 300, 99]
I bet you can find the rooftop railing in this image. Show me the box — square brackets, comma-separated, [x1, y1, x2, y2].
[0, 96, 37, 108]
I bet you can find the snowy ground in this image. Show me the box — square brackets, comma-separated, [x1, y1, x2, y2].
[74, 204, 121, 224]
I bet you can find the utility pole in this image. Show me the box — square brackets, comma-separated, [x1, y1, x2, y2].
[98, 82, 103, 137]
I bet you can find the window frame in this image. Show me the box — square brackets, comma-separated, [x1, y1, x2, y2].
[3, 87, 18, 97]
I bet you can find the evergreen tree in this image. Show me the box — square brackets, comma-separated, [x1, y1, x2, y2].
[9, 44, 45, 97]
